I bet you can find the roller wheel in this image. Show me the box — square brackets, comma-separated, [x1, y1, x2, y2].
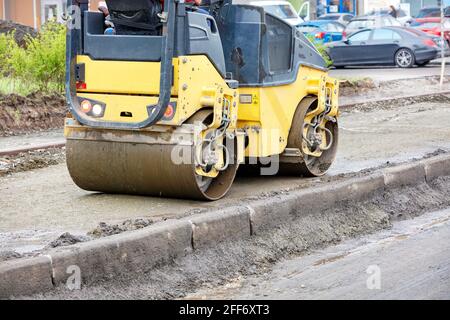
[66, 110, 239, 200]
[279, 97, 338, 177]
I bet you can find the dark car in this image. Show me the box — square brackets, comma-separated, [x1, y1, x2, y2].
[326, 27, 438, 68]
[344, 15, 402, 37]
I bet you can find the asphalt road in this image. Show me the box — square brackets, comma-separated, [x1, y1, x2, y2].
[186, 207, 450, 300]
[0, 129, 63, 152]
[330, 64, 448, 81]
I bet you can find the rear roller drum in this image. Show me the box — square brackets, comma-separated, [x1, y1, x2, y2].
[279, 97, 338, 177]
[66, 111, 239, 200]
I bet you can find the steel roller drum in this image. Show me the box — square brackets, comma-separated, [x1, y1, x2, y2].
[66, 136, 239, 201]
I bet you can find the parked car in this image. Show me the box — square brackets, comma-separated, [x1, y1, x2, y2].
[318, 13, 354, 25]
[410, 17, 443, 26]
[343, 15, 402, 37]
[412, 18, 450, 45]
[326, 27, 438, 68]
[409, 6, 450, 25]
[296, 20, 345, 43]
[365, 8, 412, 26]
[407, 26, 450, 56]
[249, 1, 304, 26]
[415, 6, 450, 18]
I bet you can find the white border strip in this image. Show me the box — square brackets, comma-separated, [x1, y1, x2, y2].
[33, 0, 38, 29]
[2, 0, 6, 20]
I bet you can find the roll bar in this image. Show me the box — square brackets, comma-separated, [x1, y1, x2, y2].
[65, 0, 176, 129]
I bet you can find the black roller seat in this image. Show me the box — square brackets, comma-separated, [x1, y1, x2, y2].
[105, 0, 162, 35]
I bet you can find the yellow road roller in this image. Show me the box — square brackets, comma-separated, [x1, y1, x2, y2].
[64, 0, 339, 200]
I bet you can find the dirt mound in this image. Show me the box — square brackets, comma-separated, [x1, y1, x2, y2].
[0, 250, 23, 262]
[0, 20, 37, 47]
[88, 219, 154, 238]
[339, 78, 376, 96]
[0, 93, 66, 136]
[47, 232, 91, 248]
[0, 147, 66, 177]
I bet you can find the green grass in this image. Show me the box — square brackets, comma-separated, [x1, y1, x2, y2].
[0, 77, 61, 96]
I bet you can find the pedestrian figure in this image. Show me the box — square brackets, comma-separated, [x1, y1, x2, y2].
[389, 5, 398, 18]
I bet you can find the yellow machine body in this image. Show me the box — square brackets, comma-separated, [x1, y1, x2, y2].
[65, 54, 339, 200]
[67, 54, 338, 156]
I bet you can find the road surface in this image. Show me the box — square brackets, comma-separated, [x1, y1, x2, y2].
[0, 129, 63, 153]
[1, 98, 450, 254]
[186, 207, 450, 300]
[330, 64, 448, 82]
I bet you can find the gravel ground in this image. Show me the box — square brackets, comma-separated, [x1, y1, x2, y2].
[0, 147, 65, 177]
[339, 76, 450, 105]
[186, 206, 450, 300]
[26, 176, 450, 299]
[1, 98, 450, 255]
[2, 74, 450, 299]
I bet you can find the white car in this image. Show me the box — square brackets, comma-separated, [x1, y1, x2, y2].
[365, 8, 413, 26]
[247, 0, 304, 26]
[318, 13, 355, 25]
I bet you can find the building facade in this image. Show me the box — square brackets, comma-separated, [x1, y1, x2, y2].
[0, 0, 103, 28]
[400, 0, 450, 16]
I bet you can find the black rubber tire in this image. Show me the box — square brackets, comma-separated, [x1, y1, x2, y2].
[395, 48, 415, 68]
[416, 60, 430, 67]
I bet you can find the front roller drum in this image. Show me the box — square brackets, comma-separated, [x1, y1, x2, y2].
[279, 97, 339, 177]
[66, 138, 239, 201]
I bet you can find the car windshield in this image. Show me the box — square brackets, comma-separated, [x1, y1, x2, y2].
[417, 8, 440, 18]
[263, 4, 297, 19]
[319, 15, 339, 20]
[347, 19, 375, 29]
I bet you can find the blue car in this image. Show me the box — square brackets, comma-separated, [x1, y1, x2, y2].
[296, 20, 345, 43]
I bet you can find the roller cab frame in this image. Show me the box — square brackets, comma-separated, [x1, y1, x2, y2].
[64, 0, 340, 200]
